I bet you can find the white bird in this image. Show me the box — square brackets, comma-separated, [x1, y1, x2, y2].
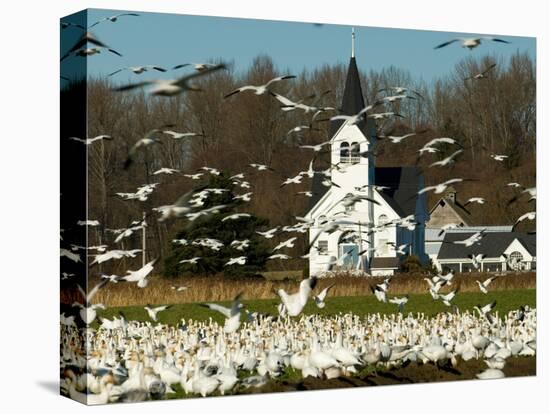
[512, 211, 536, 231]
[162, 130, 204, 139]
[370, 284, 387, 303]
[464, 197, 486, 207]
[249, 163, 274, 172]
[507, 182, 522, 188]
[438, 288, 459, 307]
[225, 256, 247, 266]
[268, 254, 291, 260]
[476, 368, 505, 379]
[69, 135, 113, 145]
[468, 253, 487, 270]
[491, 154, 509, 162]
[72, 279, 109, 324]
[429, 149, 463, 167]
[384, 133, 416, 144]
[313, 284, 335, 308]
[389, 296, 409, 313]
[222, 213, 251, 222]
[453, 229, 487, 247]
[464, 63, 497, 81]
[272, 237, 297, 252]
[116, 258, 158, 288]
[477, 276, 498, 294]
[288, 125, 319, 135]
[233, 192, 253, 202]
[89, 12, 140, 28]
[280, 175, 303, 187]
[144, 305, 172, 322]
[378, 86, 424, 98]
[172, 62, 220, 71]
[297, 191, 314, 197]
[256, 227, 279, 239]
[123, 128, 165, 169]
[299, 141, 331, 152]
[419, 178, 467, 195]
[108, 65, 166, 76]
[184, 173, 204, 180]
[171, 285, 188, 292]
[153, 167, 179, 175]
[60, 248, 81, 263]
[77, 220, 100, 226]
[200, 292, 244, 333]
[275, 277, 317, 316]
[114, 64, 226, 96]
[90, 249, 141, 265]
[474, 300, 497, 324]
[224, 75, 296, 98]
[330, 102, 382, 125]
[434, 36, 510, 50]
[179, 257, 201, 265]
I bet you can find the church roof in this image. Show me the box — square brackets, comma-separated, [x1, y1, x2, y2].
[330, 57, 376, 138]
[307, 166, 422, 217]
[437, 232, 536, 260]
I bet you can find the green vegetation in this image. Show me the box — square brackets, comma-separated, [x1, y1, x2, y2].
[96, 289, 536, 327]
[163, 174, 271, 279]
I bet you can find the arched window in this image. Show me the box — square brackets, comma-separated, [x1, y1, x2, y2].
[350, 142, 360, 162]
[507, 251, 524, 271]
[340, 142, 350, 163]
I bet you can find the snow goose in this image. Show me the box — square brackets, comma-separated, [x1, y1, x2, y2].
[144, 305, 172, 322]
[69, 134, 113, 145]
[115, 258, 158, 288]
[200, 292, 244, 333]
[109, 65, 166, 76]
[434, 36, 510, 50]
[476, 276, 497, 294]
[224, 75, 295, 98]
[474, 300, 497, 324]
[464, 63, 497, 80]
[512, 211, 536, 231]
[389, 295, 409, 313]
[89, 13, 140, 28]
[314, 284, 335, 308]
[275, 277, 317, 316]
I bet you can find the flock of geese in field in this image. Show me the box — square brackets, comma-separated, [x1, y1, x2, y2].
[61, 13, 536, 402]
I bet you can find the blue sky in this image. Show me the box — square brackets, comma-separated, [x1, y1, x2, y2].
[61, 8, 536, 85]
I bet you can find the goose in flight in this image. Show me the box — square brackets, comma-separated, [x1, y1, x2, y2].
[429, 149, 463, 168]
[438, 223, 460, 236]
[115, 258, 158, 288]
[222, 213, 251, 222]
[183, 173, 204, 180]
[274, 277, 317, 316]
[171, 285, 188, 292]
[382, 94, 416, 103]
[144, 305, 172, 322]
[477, 276, 498, 294]
[299, 141, 331, 152]
[468, 253, 487, 270]
[108, 65, 166, 76]
[61, 21, 86, 30]
[474, 300, 497, 324]
[288, 125, 320, 135]
[370, 284, 387, 303]
[249, 163, 274, 172]
[256, 227, 279, 239]
[224, 75, 295, 98]
[438, 288, 459, 307]
[512, 211, 536, 231]
[280, 174, 303, 187]
[69, 135, 112, 145]
[61, 32, 122, 60]
[452, 229, 486, 247]
[389, 295, 409, 313]
[434, 36, 510, 50]
[73, 279, 109, 324]
[272, 236, 297, 252]
[378, 86, 423, 98]
[179, 257, 201, 264]
[508, 186, 536, 205]
[114, 64, 226, 96]
[313, 284, 335, 308]
[162, 130, 204, 139]
[123, 128, 167, 169]
[268, 253, 291, 260]
[464, 197, 486, 207]
[465, 63, 497, 81]
[89, 13, 140, 28]
[200, 292, 244, 333]
[490, 154, 508, 162]
[154, 189, 198, 222]
[90, 249, 141, 265]
[418, 178, 468, 195]
[368, 111, 404, 120]
[330, 102, 382, 125]
[424, 278, 445, 299]
[384, 133, 416, 144]
[153, 167, 179, 176]
[225, 256, 247, 266]
[60, 248, 81, 263]
[173, 62, 220, 71]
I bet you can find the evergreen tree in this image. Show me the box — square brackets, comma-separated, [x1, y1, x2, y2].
[164, 174, 270, 278]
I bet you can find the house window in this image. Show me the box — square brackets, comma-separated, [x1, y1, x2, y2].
[378, 214, 389, 227]
[318, 240, 328, 255]
[350, 142, 360, 163]
[507, 251, 524, 271]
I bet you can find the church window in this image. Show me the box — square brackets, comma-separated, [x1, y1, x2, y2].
[350, 142, 360, 162]
[340, 142, 350, 163]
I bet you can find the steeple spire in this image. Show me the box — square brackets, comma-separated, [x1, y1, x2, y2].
[351, 27, 356, 58]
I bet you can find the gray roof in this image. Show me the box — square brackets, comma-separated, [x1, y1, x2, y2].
[437, 232, 536, 260]
[370, 257, 400, 269]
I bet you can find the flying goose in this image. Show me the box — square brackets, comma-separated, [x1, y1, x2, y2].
[468, 253, 487, 270]
[153, 167, 179, 175]
[275, 277, 317, 316]
[330, 102, 382, 125]
[452, 229, 487, 247]
[272, 236, 297, 251]
[378, 86, 423, 98]
[114, 64, 226, 96]
[108, 66, 166, 76]
[144, 305, 172, 322]
[115, 258, 158, 288]
[477, 276, 498, 294]
[512, 211, 536, 231]
[464, 197, 486, 207]
[89, 13, 140, 28]
[173, 62, 219, 71]
[200, 292, 244, 333]
[418, 178, 468, 195]
[434, 37, 510, 50]
[389, 295, 409, 313]
[438, 288, 459, 306]
[490, 154, 508, 162]
[313, 284, 335, 308]
[464, 63, 497, 81]
[69, 135, 113, 145]
[429, 149, 463, 167]
[61, 32, 122, 60]
[224, 75, 296, 98]
[383, 133, 416, 144]
[474, 300, 497, 324]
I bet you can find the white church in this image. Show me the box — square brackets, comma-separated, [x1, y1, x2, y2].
[304, 46, 429, 277]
